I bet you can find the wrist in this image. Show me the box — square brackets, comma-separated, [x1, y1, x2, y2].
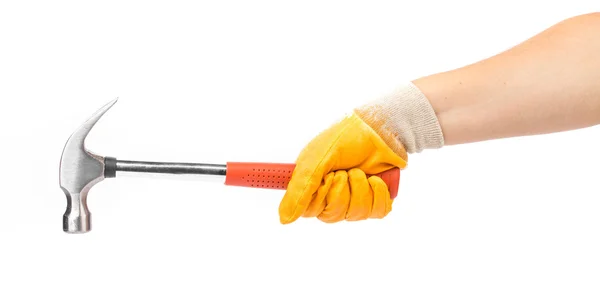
[354, 82, 445, 155]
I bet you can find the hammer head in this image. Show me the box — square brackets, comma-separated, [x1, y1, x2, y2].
[59, 99, 117, 233]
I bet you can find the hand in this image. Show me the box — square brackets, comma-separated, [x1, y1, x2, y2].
[278, 112, 408, 224]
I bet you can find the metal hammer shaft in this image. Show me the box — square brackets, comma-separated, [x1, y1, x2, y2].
[105, 158, 227, 181]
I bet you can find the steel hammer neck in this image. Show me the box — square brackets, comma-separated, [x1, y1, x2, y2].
[104, 158, 227, 181]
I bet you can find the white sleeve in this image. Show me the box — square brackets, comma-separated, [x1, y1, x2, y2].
[354, 82, 444, 154]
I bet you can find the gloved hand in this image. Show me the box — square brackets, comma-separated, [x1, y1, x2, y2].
[279, 82, 444, 224]
[278, 112, 407, 224]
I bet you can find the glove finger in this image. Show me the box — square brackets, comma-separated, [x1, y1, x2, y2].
[317, 170, 350, 223]
[345, 168, 374, 221]
[279, 160, 331, 224]
[368, 176, 392, 219]
[302, 172, 335, 218]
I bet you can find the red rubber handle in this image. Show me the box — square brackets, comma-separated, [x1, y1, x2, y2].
[224, 162, 400, 199]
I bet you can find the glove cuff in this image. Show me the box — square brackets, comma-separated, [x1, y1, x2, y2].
[354, 81, 444, 154]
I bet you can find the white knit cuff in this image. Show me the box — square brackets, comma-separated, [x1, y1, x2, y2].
[354, 82, 444, 154]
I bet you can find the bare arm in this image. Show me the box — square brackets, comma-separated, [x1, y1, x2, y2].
[412, 13, 600, 145]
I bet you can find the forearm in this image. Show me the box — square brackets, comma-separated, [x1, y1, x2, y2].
[412, 12, 600, 145]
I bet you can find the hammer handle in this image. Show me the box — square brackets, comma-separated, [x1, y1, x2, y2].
[224, 162, 400, 198]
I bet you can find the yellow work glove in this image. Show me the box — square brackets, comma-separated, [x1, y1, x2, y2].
[279, 82, 444, 224]
[278, 112, 408, 224]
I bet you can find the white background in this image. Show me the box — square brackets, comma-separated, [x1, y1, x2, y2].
[2, 1, 600, 296]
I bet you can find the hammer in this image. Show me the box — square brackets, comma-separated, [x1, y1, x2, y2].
[59, 99, 401, 233]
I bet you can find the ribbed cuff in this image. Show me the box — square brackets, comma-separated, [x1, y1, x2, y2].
[354, 82, 444, 154]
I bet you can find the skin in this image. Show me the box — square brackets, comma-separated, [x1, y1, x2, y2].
[412, 13, 600, 145]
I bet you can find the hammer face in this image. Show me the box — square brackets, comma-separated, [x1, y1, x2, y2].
[62, 192, 91, 233]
